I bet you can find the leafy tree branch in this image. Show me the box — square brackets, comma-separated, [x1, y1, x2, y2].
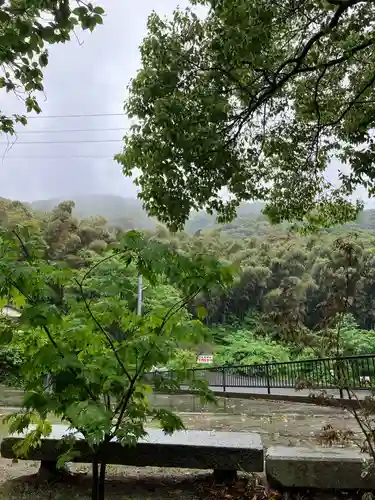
[0, 226, 233, 500]
[118, 0, 375, 231]
[0, 0, 104, 134]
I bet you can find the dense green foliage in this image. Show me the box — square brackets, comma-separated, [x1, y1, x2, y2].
[118, 0, 374, 231]
[0, 198, 116, 268]
[0, 0, 104, 134]
[214, 327, 292, 367]
[2, 198, 375, 494]
[212, 315, 375, 367]
[2, 197, 375, 371]
[23, 195, 375, 236]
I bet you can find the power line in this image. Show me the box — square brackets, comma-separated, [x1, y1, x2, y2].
[0, 139, 122, 145]
[13, 127, 127, 134]
[0, 156, 117, 159]
[25, 112, 126, 119]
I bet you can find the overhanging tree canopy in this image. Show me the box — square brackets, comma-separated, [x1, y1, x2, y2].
[0, 0, 104, 134]
[117, 0, 375, 231]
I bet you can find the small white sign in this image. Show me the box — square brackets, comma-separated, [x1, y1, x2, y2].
[197, 354, 213, 364]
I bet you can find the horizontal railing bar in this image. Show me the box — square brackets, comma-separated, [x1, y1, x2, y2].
[146, 354, 375, 394]
[173, 353, 375, 374]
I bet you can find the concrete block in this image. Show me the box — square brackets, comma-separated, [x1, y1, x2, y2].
[266, 446, 375, 489]
[1, 424, 264, 473]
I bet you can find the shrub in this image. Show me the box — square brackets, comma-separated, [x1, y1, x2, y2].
[215, 329, 291, 366]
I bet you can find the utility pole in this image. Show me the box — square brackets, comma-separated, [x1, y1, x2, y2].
[137, 274, 143, 316]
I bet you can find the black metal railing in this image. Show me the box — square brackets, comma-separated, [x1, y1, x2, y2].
[150, 354, 375, 397]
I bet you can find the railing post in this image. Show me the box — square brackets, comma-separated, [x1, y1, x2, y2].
[336, 359, 344, 399]
[265, 362, 271, 394]
[222, 367, 226, 393]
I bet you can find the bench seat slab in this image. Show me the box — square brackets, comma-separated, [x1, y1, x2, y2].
[1, 425, 264, 473]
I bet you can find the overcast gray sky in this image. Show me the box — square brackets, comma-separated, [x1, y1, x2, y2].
[0, 0, 189, 202]
[0, 0, 372, 207]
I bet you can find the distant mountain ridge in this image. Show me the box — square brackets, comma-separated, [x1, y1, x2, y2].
[30, 194, 156, 231]
[27, 194, 375, 236]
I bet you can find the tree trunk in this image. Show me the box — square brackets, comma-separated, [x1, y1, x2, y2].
[92, 457, 99, 500]
[98, 462, 106, 500]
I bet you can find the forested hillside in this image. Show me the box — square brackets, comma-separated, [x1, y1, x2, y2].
[2, 196, 375, 369]
[26, 195, 375, 236]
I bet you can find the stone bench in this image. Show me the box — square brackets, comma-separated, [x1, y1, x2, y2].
[1, 424, 263, 483]
[266, 446, 375, 490]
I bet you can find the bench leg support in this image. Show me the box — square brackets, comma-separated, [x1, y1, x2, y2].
[38, 460, 69, 482]
[213, 469, 237, 485]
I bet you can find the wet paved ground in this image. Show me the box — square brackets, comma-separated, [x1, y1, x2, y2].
[149, 394, 361, 448]
[0, 386, 363, 449]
